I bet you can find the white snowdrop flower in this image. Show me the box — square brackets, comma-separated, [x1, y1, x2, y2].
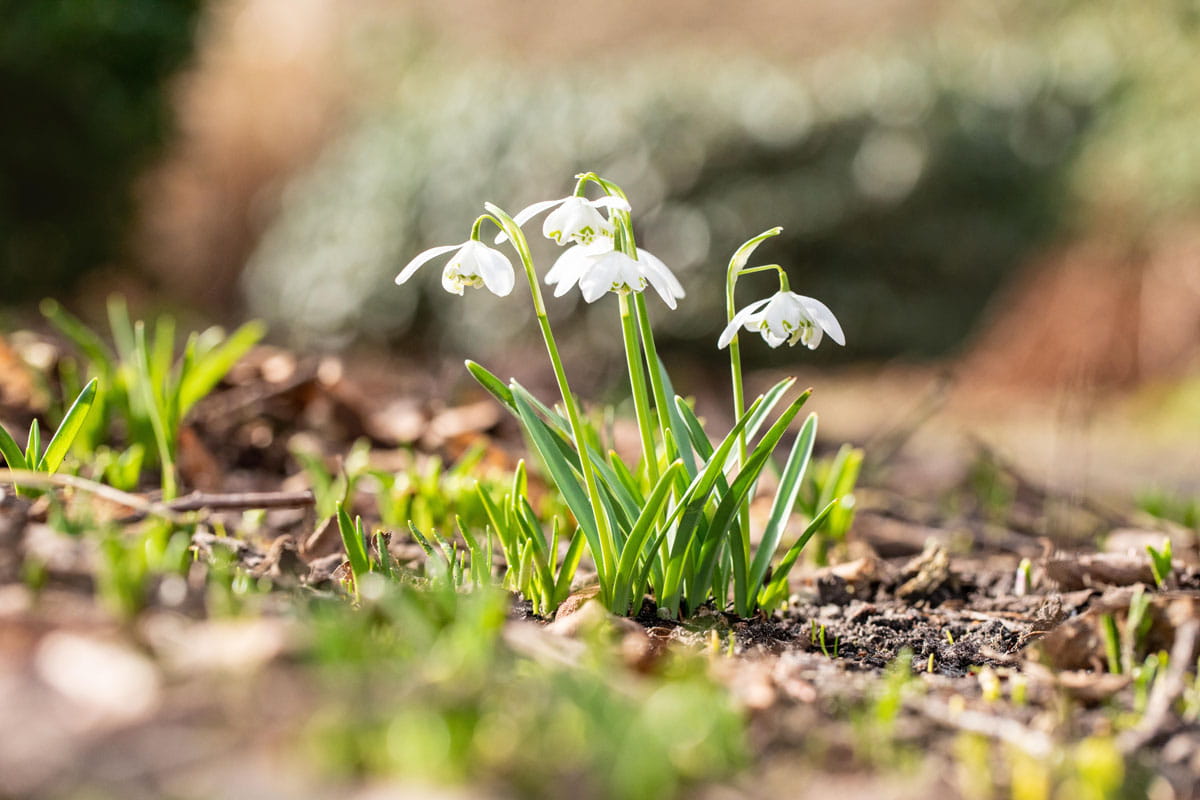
[545, 241, 685, 309]
[498, 195, 632, 246]
[395, 239, 515, 297]
[719, 291, 844, 349]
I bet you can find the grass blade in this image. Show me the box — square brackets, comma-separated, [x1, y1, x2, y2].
[758, 498, 839, 611]
[512, 389, 604, 579]
[24, 419, 40, 468]
[40, 299, 115, 374]
[337, 502, 370, 580]
[465, 359, 515, 408]
[0, 424, 27, 472]
[38, 378, 99, 473]
[747, 413, 817, 597]
[178, 321, 266, 416]
[611, 460, 683, 614]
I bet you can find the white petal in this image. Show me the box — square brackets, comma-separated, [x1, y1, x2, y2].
[578, 252, 624, 303]
[475, 246, 515, 297]
[395, 242, 463, 284]
[640, 262, 677, 309]
[717, 297, 772, 348]
[545, 244, 593, 295]
[494, 198, 565, 244]
[762, 329, 788, 348]
[762, 292, 800, 338]
[795, 294, 845, 346]
[636, 248, 685, 299]
[441, 263, 465, 295]
[543, 198, 608, 245]
[590, 195, 632, 213]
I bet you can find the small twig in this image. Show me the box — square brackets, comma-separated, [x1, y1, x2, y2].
[163, 489, 315, 513]
[116, 488, 316, 523]
[0, 469, 186, 523]
[914, 698, 1056, 758]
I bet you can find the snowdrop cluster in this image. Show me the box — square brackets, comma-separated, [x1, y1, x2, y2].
[392, 173, 849, 619]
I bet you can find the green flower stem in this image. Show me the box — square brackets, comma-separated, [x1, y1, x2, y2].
[483, 204, 617, 592]
[632, 294, 676, 458]
[725, 264, 751, 582]
[619, 293, 659, 484]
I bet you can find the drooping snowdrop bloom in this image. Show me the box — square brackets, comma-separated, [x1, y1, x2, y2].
[500, 195, 632, 246]
[395, 239, 515, 297]
[719, 291, 844, 350]
[545, 241, 685, 309]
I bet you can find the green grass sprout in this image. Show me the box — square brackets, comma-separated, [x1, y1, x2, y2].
[0, 378, 98, 495]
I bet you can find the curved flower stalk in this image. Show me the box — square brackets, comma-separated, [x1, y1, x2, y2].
[395, 239, 515, 297]
[710, 227, 848, 616]
[546, 241, 685, 309]
[719, 291, 844, 350]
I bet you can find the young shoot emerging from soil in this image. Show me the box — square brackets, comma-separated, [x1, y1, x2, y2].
[394, 172, 847, 619]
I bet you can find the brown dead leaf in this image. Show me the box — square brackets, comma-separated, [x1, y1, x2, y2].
[178, 425, 223, 492]
[301, 515, 342, 561]
[420, 401, 502, 450]
[1043, 551, 1157, 591]
[1030, 589, 1200, 674]
[0, 335, 40, 412]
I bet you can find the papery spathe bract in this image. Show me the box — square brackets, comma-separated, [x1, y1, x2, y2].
[545, 241, 685, 309]
[719, 290, 844, 350]
[395, 239, 515, 297]
[500, 195, 632, 246]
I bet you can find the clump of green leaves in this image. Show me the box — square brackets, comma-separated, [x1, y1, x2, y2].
[368, 443, 521, 535]
[302, 579, 746, 799]
[470, 361, 837, 619]
[335, 501, 398, 600]
[41, 296, 264, 498]
[477, 460, 584, 615]
[1145, 538, 1173, 589]
[0, 377, 97, 495]
[798, 443, 863, 566]
[1136, 488, 1199, 530]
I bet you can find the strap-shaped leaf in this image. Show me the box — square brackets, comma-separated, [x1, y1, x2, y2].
[673, 397, 731, 497]
[338, 503, 370, 579]
[373, 531, 395, 579]
[554, 526, 587, 607]
[747, 413, 817, 597]
[509, 383, 640, 522]
[651, 355, 697, 478]
[512, 390, 604, 581]
[23, 419, 40, 469]
[40, 299, 115, 375]
[758, 498, 839, 610]
[178, 321, 265, 417]
[38, 378, 98, 473]
[475, 484, 515, 556]
[657, 393, 773, 600]
[0, 423, 26, 472]
[687, 393, 810, 613]
[107, 295, 137, 367]
[610, 460, 683, 614]
[727, 379, 804, 470]
[465, 359, 515, 408]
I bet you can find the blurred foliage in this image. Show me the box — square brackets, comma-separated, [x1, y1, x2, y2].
[305, 580, 745, 799]
[0, 0, 201, 301]
[245, 2, 1165, 362]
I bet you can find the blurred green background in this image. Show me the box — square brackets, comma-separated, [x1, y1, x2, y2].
[3, 0, 1200, 378]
